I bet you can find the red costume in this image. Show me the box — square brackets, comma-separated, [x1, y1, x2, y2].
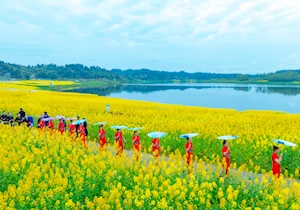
[185, 142, 193, 165]
[68, 124, 76, 136]
[78, 125, 86, 144]
[272, 153, 280, 178]
[222, 146, 230, 175]
[114, 131, 124, 153]
[99, 128, 106, 148]
[48, 121, 54, 130]
[152, 138, 160, 158]
[132, 135, 141, 152]
[39, 120, 45, 130]
[58, 122, 65, 134]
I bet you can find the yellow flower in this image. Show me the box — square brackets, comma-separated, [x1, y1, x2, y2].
[220, 198, 226, 208]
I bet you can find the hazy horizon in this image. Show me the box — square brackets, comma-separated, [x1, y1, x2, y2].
[1, 0, 300, 74]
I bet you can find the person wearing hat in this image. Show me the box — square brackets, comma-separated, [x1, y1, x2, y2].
[114, 128, 126, 155]
[98, 124, 107, 149]
[272, 146, 282, 178]
[222, 140, 230, 177]
[185, 137, 193, 166]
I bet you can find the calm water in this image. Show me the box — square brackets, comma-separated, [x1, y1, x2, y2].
[66, 83, 300, 113]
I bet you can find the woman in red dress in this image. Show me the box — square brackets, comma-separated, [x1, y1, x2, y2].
[185, 137, 193, 165]
[152, 138, 161, 159]
[68, 120, 76, 139]
[222, 140, 230, 177]
[272, 146, 282, 178]
[98, 124, 107, 149]
[114, 129, 126, 155]
[48, 120, 55, 134]
[39, 119, 45, 131]
[58, 119, 65, 134]
[78, 123, 87, 147]
[132, 130, 141, 160]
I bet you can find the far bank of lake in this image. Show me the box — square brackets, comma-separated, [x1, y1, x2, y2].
[64, 83, 300, 113]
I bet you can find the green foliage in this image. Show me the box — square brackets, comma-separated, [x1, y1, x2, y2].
[1, 60, 300, 83]
[267, 71, 300, 82]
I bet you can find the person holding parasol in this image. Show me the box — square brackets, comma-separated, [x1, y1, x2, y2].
[112, 125, 127, 155]
[272, 139, 297, 178]
[180, 133, 198, 166]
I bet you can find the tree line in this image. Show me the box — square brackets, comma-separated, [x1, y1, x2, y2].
[0, 61, 299, 82]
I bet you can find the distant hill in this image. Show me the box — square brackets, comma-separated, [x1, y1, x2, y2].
[0, 60, 300, 82]
[111, 69, 238, 81]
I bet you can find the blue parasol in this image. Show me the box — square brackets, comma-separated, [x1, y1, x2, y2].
[147, 132, 166, 138]
[93, 122, 107, 126]
[273, 139, 297, 147]
[71, 119, 86, 125]
[111, 125, 127, 130]
[128, 127, 143, 131]
[179, 133, 198, 138]
[217, 135, 239, 140]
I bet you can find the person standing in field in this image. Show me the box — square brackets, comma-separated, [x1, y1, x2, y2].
[38, 118, 45, 130]
[152, 138, 161, 159]
[43, 112, 50, 126]
[98, 124, 107, 149]
[24, 115, 32, 127]
[7, 113, 14, 126]
[222, 140, 230, 177]
[83, 118, 88, 137]
[68, 119, 76, 139]
[75, 116, 80, 138]
[18, 108, 26, 119]
[132, 130, 141, 161]
[0, 111, 7, 124]
[272, 146, 282, 178]
[37, 114, 43, 128]
[15, 113, 23, 126]
[186, 137, 193, 166]
[48, 120, 55, 133]
[58, 118, 65, 134]
[114, 129, 126, 155]
[78, 122, 87, 148]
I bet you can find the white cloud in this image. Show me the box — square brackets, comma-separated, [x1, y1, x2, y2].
[1, 0, 300, 72]
[288, 53, 299, 61]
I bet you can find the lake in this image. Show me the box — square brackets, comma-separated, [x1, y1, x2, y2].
[65, 83, 300, 113]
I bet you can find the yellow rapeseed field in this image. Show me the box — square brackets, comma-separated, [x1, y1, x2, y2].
[0, 81, 300, 209]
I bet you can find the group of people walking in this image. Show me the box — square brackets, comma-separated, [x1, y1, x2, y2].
[0, 108, 284, 179]
[0, 108, 33, 127]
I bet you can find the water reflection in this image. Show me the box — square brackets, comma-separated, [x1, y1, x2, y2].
[66, 84, 300, 96]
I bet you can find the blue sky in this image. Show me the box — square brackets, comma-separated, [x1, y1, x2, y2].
[0, 0, 300, 73]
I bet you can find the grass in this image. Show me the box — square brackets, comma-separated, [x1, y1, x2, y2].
[3, 79, 120, 91]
